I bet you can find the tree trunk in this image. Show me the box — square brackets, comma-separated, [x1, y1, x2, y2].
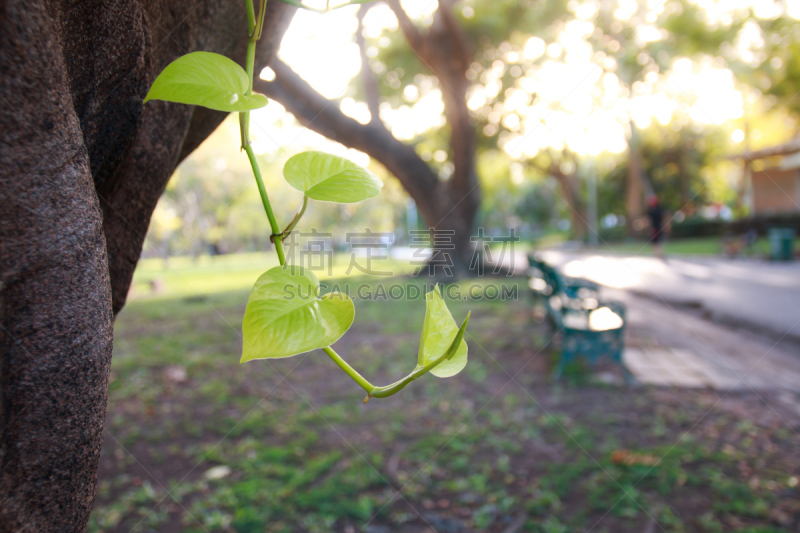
[0, 1, 293, 530]
[551, 169, 588, 240]
[1, 6, 113, 529]
[626, 123, 644, 236]
[389, 0, 480, 274]
[423, 183, 481, 277]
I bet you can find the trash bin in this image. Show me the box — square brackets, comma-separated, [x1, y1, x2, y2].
[768, 228, 795, 261]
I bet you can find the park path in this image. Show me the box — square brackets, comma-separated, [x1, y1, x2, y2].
[539, 251, 800, 344]
[608, 288, 800, 394]
[506, 250, 800, 393]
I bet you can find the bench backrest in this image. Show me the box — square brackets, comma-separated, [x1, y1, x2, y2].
[527, 254, 564, 293]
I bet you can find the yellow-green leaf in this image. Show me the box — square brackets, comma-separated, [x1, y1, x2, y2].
[417, 286, 468, 377]
[145, 52, 267, 112]
[241, 265, 353, 362]
[283, 151, 383, 203]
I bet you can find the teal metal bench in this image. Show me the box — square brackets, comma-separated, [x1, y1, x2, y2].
[547, 297, 633, 383]
[527, 254, 600, 301]
[527, 254, 633, 383]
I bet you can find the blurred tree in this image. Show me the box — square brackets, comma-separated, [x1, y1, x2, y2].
[659, 1, 800, 215]
[254, 0, 799, 251]
[163, 162, 253, 256]
[599, 123, 724, 219]
[479, 0, 800, 234]
[661, 0, 800, 119]
[515, 179, 559, 230]
[487, 0, 734, 235]
[526, 148, 588, 239]
[258, 0, 482, 275]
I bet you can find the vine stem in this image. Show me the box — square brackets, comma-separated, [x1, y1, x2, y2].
[241, 0, 285, 265]
[245, 143, 286, 264]
[323, 312, 470, 399]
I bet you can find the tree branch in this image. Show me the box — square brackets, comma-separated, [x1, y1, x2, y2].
[385, 0, 478, 215]
[433, 0, 472, 70]
[355, 4, 381, 124]
[385, 0, 430, 65]
[254, 60, 441, 222]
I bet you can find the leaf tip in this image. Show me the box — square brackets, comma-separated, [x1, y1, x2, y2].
[456, 315, 470, 335]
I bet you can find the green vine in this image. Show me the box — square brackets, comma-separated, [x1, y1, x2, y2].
[143, 0, 470, 401]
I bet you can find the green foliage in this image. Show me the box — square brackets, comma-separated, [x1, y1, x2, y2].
[659, 1, 743, 59]
[283, 151, 383, 203]
[515, 180, 559, 228]
[598, 125, 725, 218]
[241, 266, 354, 362]
[418, 286, 468, 378]
[144, 52, 267, 112]
[748, 17, 800, 117]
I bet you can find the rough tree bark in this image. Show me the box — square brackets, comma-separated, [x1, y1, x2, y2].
[541, 150, 588, 241]
[256, 0, 481, 275]
[0, 1, 294, 531]
[550, 166, 588, 241]
[527, 150, 588, 240]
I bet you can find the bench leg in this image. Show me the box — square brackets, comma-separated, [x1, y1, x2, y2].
[553, 349, 570, 381]
[552, 360, 565, 381]
[613, 349, 636, 385]
[622, 364, 637, 385]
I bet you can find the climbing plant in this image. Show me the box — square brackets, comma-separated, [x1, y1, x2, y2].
[144, 0, 469, 401]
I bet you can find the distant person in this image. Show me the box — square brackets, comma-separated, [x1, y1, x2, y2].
[646, 195, 665, 259]
[744, 228, 758, 257]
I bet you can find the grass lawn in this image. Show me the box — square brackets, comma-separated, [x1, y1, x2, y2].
[592, 237, 726, 256]
[542, 236, 800, 258]
[129, 253, 417, 300]
[93, 266, 800, 532]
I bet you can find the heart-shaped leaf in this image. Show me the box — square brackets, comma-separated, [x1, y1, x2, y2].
[241, 265, 354, 362]
[145, 51, 268, 112]
[283, 151, 383, 203]
[417, 286, 468, 377]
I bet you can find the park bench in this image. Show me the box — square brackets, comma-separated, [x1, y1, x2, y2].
[527, 254, 633, 383]
[527, 254, 600, 302]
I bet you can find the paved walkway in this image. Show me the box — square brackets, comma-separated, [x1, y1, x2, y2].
[609, 288, 800, 392]
[538, 251, 800, 344]
[511, 250, 800, 392]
